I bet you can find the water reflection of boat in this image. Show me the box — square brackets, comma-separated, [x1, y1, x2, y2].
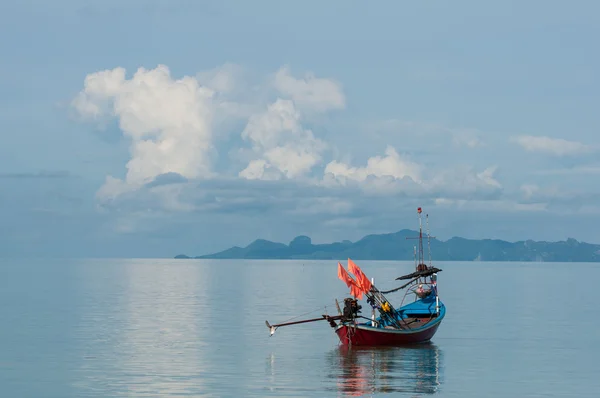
[326, 342, 443, 396]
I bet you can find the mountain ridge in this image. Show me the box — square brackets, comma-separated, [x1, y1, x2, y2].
[175, 229, 600, 262]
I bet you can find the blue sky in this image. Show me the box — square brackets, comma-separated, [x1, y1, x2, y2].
[1, 0, 599, 257]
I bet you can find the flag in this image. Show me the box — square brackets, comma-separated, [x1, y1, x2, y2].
[350, 283, 363, 300]
[337, 262, 353, 288]
[338, 262, 364, 300]
[348, 258, 372, 293]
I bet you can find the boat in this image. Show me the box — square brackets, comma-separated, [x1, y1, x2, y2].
[265, 207, 446, 346]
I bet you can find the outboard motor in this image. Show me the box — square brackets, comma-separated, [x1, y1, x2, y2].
[342, 298, 362, 321]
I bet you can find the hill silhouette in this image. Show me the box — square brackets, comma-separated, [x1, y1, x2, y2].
[174, 229, 600, 262]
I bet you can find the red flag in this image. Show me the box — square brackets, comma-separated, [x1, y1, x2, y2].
[337, 262, 353, 288]
[348, 258, 372, 293]
[350, 283, 363, 300]
[338, 262, 363, 299]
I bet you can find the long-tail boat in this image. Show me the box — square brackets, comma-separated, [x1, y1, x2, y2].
[266, 207, 446, 346]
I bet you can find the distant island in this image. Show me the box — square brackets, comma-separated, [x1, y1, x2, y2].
[174, 229, 600, 262]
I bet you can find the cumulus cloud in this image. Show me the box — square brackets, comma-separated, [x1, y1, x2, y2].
[238, 99, 328, 180]
[238, 159, 280, 180]
[510, 135, 593, 156]
[239, 99, 326, 179]
[72, 64, 223, 200]
[426, 165, 502, 200]
[71, 62, 523, 238]
[324, 146, 421, 183]
[71, 63, 352, 217]
[72, 63, 349, 190]
[196, 63, 243, 94]
[238, 67, 345, 180]
[323, 146, 502, 199]
[272, 66, 345, 113]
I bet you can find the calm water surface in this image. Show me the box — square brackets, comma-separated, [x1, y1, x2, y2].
[1, 259, 599, 397]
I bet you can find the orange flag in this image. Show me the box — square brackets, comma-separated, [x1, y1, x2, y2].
[338, 262, 363, 300]
[350, 283, 363, 300]
[348, 258, 372, 293]
[337, 262, 353, 288]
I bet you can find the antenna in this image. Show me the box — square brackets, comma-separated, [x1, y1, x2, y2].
[413, 245, 417, 268]
[418, 207, 424, 265]
[405, 207, 435, 270]
[426, 213, 432, 267]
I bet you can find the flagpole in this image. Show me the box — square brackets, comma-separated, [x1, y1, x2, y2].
[347, 259, 404, 329]
[371, 277, 375, 327]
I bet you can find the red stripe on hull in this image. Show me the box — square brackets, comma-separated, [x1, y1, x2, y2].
[335, 323, 441, 346]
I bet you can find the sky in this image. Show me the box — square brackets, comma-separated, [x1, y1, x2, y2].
[1, 0, 599, 258]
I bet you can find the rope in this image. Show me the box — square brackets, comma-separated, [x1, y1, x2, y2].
[279, 305, 326, 323]
[380, 276, 420, 294]
[379, 285, 404, 294]
[346, 322, 356, 346]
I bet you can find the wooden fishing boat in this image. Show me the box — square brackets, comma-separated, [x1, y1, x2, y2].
[266, 207, 446, 346]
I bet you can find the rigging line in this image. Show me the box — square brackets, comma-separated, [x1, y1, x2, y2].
[380, 276, 421, 294]
[279, 305, 327, 323]
[379, 285, 406, 295]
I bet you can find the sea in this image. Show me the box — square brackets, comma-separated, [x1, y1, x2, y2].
[0, 258, 598, 397]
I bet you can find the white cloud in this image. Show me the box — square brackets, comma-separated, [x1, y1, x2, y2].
[510, 135, 592, 156]
[264, 144, 324, 178]
[95, 175, 136, 202]
[196, 63, 243, 93]
[323, 146, 501, 200]
[73, 64, 226, 200]
[72, 63, 347, 207]
[238, 65, 345, 180]
[273, 66, 345, 113]
[72, 62, 567, 239]
[241, 98, 301, 149]
[238, 99, 327, 179]
[476, 166, 502, 189]
[73, 63, 502, 207]
[324, 146, 421, 183]
[425, 165, 502, 200]
[238, 159, 281, 180]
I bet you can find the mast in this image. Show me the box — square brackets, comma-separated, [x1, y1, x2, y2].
[406, 207, 433, 272]
[417, 207, 424, 266]
[426, 213, 432, 267]
[413, 245, 417, 269]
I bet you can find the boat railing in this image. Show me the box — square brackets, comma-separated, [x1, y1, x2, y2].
[398, 278, 436, 307]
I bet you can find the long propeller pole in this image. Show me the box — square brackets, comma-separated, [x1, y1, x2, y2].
[265, 315, 342, 336]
